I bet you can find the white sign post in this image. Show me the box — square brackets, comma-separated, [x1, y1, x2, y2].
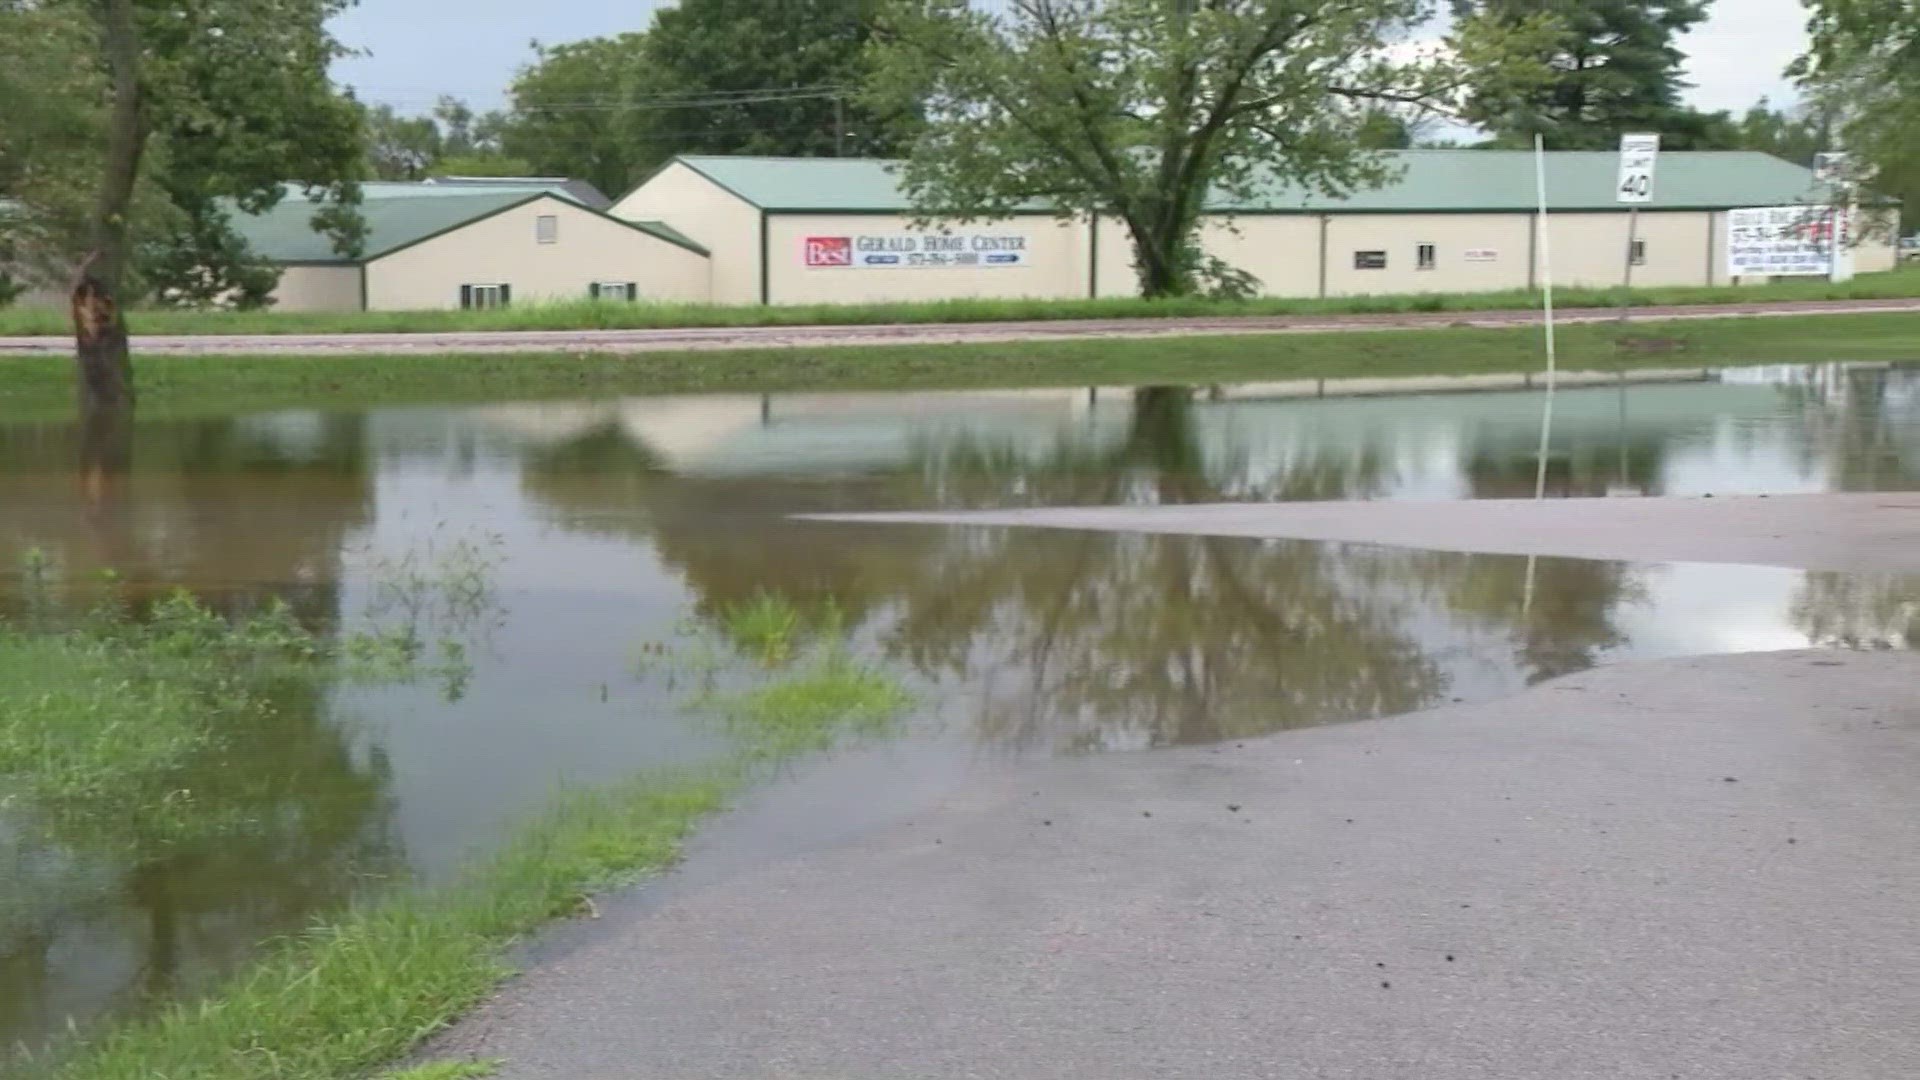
[1616, 134, 1659, 316]
[1814, 152, 1855, 283]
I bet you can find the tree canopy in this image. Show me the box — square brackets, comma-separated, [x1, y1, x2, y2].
[0, 0, 365, 309]
[1452, 0, 1711, 149]
[866, 0, 1548, 298]
[1792, 0, 1920, 232]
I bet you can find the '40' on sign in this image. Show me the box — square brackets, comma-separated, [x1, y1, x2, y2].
[1616, 133, 1659, 204]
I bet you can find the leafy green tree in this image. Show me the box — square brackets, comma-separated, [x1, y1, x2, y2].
[867, 0, 1547, 298]
[363, 103, 445, 180]
[500, 34, 655, 196]
[633, 0, 913, 169]
[1452, 0, 1711, 149]
[0, 0, 366, 412]
[1730, 98, 1834, 166]
[1792, 0, 1920, 232]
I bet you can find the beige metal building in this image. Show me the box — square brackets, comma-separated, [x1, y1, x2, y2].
[236, 182, 710, 312]
[614, 151, 1896, 305]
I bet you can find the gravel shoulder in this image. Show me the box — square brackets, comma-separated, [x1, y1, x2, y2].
[434, 648, 1920, 1079]
[3, 297, 1919, 356]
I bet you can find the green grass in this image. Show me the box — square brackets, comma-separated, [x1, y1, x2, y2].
[11, 590, 914, 1080]
[2, 265, 1918, 337]
[4, 310, 1918, 425]
[27, 771, 735, 1080]
[707, 648, 915, 759]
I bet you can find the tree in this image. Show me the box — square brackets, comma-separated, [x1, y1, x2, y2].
[363, 104, 444, 180]
[499, 34, 655, 196]
[866, 0, 1548, 299]
[0, 0, 366, 414]
[633, 0, 913, 169]
[1792, 0, 1920, 233]
[1452, 0, 1711, 149]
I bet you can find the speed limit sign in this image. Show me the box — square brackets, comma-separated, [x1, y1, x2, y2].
[1616, 133, 1659, 204]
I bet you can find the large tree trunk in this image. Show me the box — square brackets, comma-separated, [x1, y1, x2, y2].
[73, 0, 145, 415]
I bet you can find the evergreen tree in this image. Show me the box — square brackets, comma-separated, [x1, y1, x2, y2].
[1452, 0, 1712, 148]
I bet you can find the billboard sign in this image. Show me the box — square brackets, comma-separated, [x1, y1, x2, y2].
[802, 232, 1030, 269]
[1616, 133, 1660, 204]
[1726, 205, 1848, 277]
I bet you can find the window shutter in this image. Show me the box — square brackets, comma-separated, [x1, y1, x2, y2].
[626, 283, 638, 301]
[589, 282, 601, 300]
[460, 284, 473, 310]
[499, 283, 511, 306]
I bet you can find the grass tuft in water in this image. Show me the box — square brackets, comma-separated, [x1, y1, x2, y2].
[706, 646, 915, 759]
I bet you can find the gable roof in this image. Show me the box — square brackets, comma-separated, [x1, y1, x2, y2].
[238, 189, 707, 264]
[670, 150, 1840, 215]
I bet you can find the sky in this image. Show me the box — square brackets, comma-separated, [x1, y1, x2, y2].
[329, 0, 1814, 118]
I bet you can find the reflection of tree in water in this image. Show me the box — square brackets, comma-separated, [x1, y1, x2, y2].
[1404, 551, 1647, 683]
[1770, 367, 1920, 492]
[0, 411, 374, 624]
[0, 410, 399, 1050]
[1791, 572, 1920, 650]
[0, 671, 398, 1048]
[522, 389, 1448, 750]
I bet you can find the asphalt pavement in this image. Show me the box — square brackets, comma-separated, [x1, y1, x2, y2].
[431, 648, 1920, 1079]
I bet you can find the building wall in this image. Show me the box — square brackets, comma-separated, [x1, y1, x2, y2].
[764, 214, 1089, 305]
[1095, 216, 1326, 298]
[270, 265, 362, 312]
[1324, 214, 1535, 296]
[1539, 211, 1714, 289]
[364, 196, 710, 310]
[612, 162, 761, 304]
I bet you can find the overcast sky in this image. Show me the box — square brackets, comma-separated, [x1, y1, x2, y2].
[330, 0, 1813, 117]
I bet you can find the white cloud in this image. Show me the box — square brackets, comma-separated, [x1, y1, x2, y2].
[1678, 0, 1812, 113]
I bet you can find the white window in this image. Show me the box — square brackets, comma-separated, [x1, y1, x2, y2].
[1354, 250, 1387, 270]
[1416, 243, 1437, 270]
[590, 282, 638, 301]
[536, 214, 559, 244]
[1630, 239, 1647, 266]
[460, 283, 510, 310]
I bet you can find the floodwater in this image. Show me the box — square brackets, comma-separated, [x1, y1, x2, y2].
[2, 362, 1917, 1050]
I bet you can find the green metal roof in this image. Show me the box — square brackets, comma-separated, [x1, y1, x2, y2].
[236, 189, 708, 263]
[674, 150, 1834, 214]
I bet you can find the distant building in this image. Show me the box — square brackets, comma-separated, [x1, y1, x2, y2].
[612, 151, 1899, 305]
[239, 181, 706, 312]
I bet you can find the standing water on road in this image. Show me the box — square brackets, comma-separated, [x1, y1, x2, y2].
[1, 362, 1916, 1050]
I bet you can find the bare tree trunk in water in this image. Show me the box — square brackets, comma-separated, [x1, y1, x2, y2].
[73, 0, 145, 415]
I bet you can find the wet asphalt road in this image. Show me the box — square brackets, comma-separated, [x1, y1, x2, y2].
[3, 297, 1919, 356]
[431, 648, 1920, 1079]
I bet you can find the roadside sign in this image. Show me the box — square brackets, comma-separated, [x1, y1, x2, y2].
[1616, 133, 1659, 204]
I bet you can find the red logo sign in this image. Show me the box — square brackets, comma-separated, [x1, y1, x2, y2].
[805, 236, 852, 267]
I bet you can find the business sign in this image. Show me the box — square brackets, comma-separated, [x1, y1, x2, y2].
[1616, 133, 1659, 204]
[1726, 205, 1848, 277]
[1463, 248, 1498, 263]
[802, 232, 1030, 269]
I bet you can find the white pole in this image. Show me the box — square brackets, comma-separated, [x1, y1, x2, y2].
[1533, 133, 1557, 503]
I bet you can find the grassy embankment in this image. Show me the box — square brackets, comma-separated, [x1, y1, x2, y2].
[3, 579, 909, 1080]
[0, 265, 1917, 337]
[3, 309, 1919, 424]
